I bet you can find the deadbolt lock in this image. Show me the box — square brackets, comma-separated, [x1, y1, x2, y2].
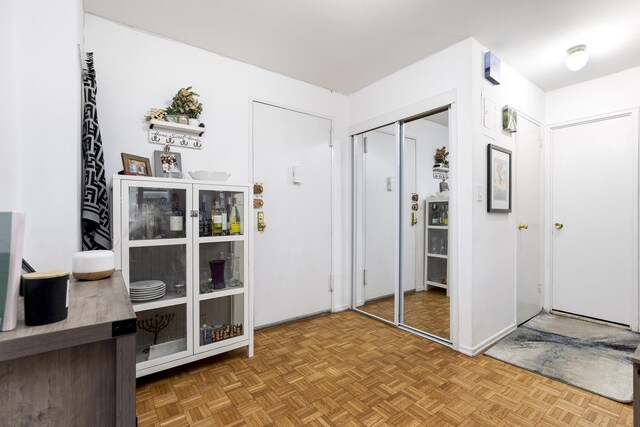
[257, 211, 267, 231]
[411, 193, 419, 202]
[253, 198, 264, 208]
[411, 202, 419, 211]
[253, 183, 264, 194]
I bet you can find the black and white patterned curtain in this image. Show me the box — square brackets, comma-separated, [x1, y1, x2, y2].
[81, 52, 110, 250]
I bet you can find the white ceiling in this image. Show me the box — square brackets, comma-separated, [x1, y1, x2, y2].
[83, 0, 640, 94]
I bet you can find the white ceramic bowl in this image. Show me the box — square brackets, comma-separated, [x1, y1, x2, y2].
[188, 170, 231, 182]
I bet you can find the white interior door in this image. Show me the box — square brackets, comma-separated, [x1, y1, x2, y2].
[516, 116, 542, 325]
[364, 129, 397, 302]
[402, 138, 417, 292]
[253, 102, 332, 327]
[551, 112, 637, 326]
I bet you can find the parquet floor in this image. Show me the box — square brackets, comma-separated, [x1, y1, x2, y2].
[359, 288, 450, 339]
[136, 310, 633, 426]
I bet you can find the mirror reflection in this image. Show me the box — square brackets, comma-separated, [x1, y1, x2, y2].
[356, 124, 397, 323]
[401, 110, 450, 340]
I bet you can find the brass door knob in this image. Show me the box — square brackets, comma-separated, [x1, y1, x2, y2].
[257, 211, 267, 231]
[554, 223, 564, 229]
[518, 224, 529, 230]
[411, 212, 418, 226]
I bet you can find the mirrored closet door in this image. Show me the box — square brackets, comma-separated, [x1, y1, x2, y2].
[354, 124, 398, 323]
[400, 111, 450, 341]
[353, 108, 452, 343]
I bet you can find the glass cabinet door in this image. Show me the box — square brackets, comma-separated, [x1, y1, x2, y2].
[197, 294, 246, 352]
[127, 185, 188, 241]
[195, 188, 246, 238]
[135, 304, 190, 367]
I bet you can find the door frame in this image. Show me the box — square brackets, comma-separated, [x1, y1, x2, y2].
[545, 108, 639, 330]
[514, 112, 543, 325]
[248, 98, 336, 316]
[349, 90, 459, 349]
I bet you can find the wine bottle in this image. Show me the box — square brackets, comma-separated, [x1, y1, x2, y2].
[212, 199, 223, 236]
[229, 201, 240, 235]
[199, 202, 205, 236]
[219, 196, 228, 235]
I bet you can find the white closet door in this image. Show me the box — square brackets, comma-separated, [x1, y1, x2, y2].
[551, 112, 637, 326]
[253, 102, 332, 327]
[516, 117, 542, 325]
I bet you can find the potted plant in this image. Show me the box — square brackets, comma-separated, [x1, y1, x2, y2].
[169, 86, 203, 126]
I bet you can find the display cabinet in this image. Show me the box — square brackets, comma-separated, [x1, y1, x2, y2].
[424, 197, 449, 295]
[112, 175, 252, 377]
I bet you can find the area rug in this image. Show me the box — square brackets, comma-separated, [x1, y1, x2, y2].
[485, 313, 640, 402]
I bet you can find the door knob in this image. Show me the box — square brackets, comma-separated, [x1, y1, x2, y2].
[554, 223, 564, 230]
[518, 224, 529, 230]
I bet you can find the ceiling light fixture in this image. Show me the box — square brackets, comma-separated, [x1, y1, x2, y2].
[565, 44, 589, 71]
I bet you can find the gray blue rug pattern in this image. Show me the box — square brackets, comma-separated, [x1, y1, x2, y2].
[485, 313, 640, 402]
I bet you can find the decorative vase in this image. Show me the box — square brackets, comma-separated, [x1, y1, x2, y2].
[188, 118, 200, 126]
[166, 115, 178, 123]
[209, 260, 226, 289]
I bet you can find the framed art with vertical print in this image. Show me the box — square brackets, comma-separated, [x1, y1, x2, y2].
[487, 144, 511, 213]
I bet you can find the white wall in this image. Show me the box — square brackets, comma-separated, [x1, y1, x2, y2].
[349, 38, 474, 350]
[348, 37, 546, 353]
[0, 0, 18, 212]
[6, 0, 84, 270]
[470, 39, 545, 351]
[546, 65, 640, 124]
[83, 15, 351, 309]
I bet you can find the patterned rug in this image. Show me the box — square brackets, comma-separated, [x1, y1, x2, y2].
[485, 313, 640, 402]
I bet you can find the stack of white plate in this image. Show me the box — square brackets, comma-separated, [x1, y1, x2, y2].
[130, 280, 166, 302]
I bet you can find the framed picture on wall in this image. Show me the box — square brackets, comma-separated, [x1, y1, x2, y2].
[487, 144, 512, 213]
[121, 153, 153, 177]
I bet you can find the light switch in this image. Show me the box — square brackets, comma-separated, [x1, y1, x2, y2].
[292, 165, 302, 184]
[387, 177, 394, 191]
[476, 183, 484, 202]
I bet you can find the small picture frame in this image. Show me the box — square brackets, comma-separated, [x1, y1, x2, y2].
[154, 150, 183, 178]
[487, 144, 512, 213]
[121, 153, 153, 177]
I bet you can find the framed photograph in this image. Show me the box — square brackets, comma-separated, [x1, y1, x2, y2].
[487, 144, 511, 213]
[153, 150, 183, 178]
[121, 153, 152, 177]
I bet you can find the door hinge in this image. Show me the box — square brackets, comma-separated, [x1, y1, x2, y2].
[538, 137, 543, 148]
[363, 269, 367, 286]
[538, 282, 542, 294]
[363, 136, 368, 153]
[329, 274, 334, 292]
[329, 128, 334, 147]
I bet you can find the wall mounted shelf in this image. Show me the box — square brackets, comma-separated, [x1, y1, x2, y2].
[148, 119, 205, 150]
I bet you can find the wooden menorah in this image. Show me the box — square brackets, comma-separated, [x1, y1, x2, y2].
[138, 313, 175, 345]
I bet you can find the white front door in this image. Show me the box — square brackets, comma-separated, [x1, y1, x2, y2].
[252, 102, 332, 327]
[551, 112, 638, 326]
[516, 116, 542, 325]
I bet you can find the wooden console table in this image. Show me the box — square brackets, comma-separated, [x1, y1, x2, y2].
[0, 271, 137, 427]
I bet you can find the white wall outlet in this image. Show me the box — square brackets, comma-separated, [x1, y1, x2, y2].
[476, 183, 484, 202]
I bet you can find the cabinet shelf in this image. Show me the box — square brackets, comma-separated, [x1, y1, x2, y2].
[199, 286, 245, 301]
[427, 253, 448, 259]
[427, 225, 448, 230]
[128, 238, 188, 248]
[197, 235, 245, 243]
[425, 280, 448, 289]
[132, 295, 188, 312]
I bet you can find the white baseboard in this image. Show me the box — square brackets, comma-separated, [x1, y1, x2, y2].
[459, 323, 516, 356]
[333, 304, 350, 312]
